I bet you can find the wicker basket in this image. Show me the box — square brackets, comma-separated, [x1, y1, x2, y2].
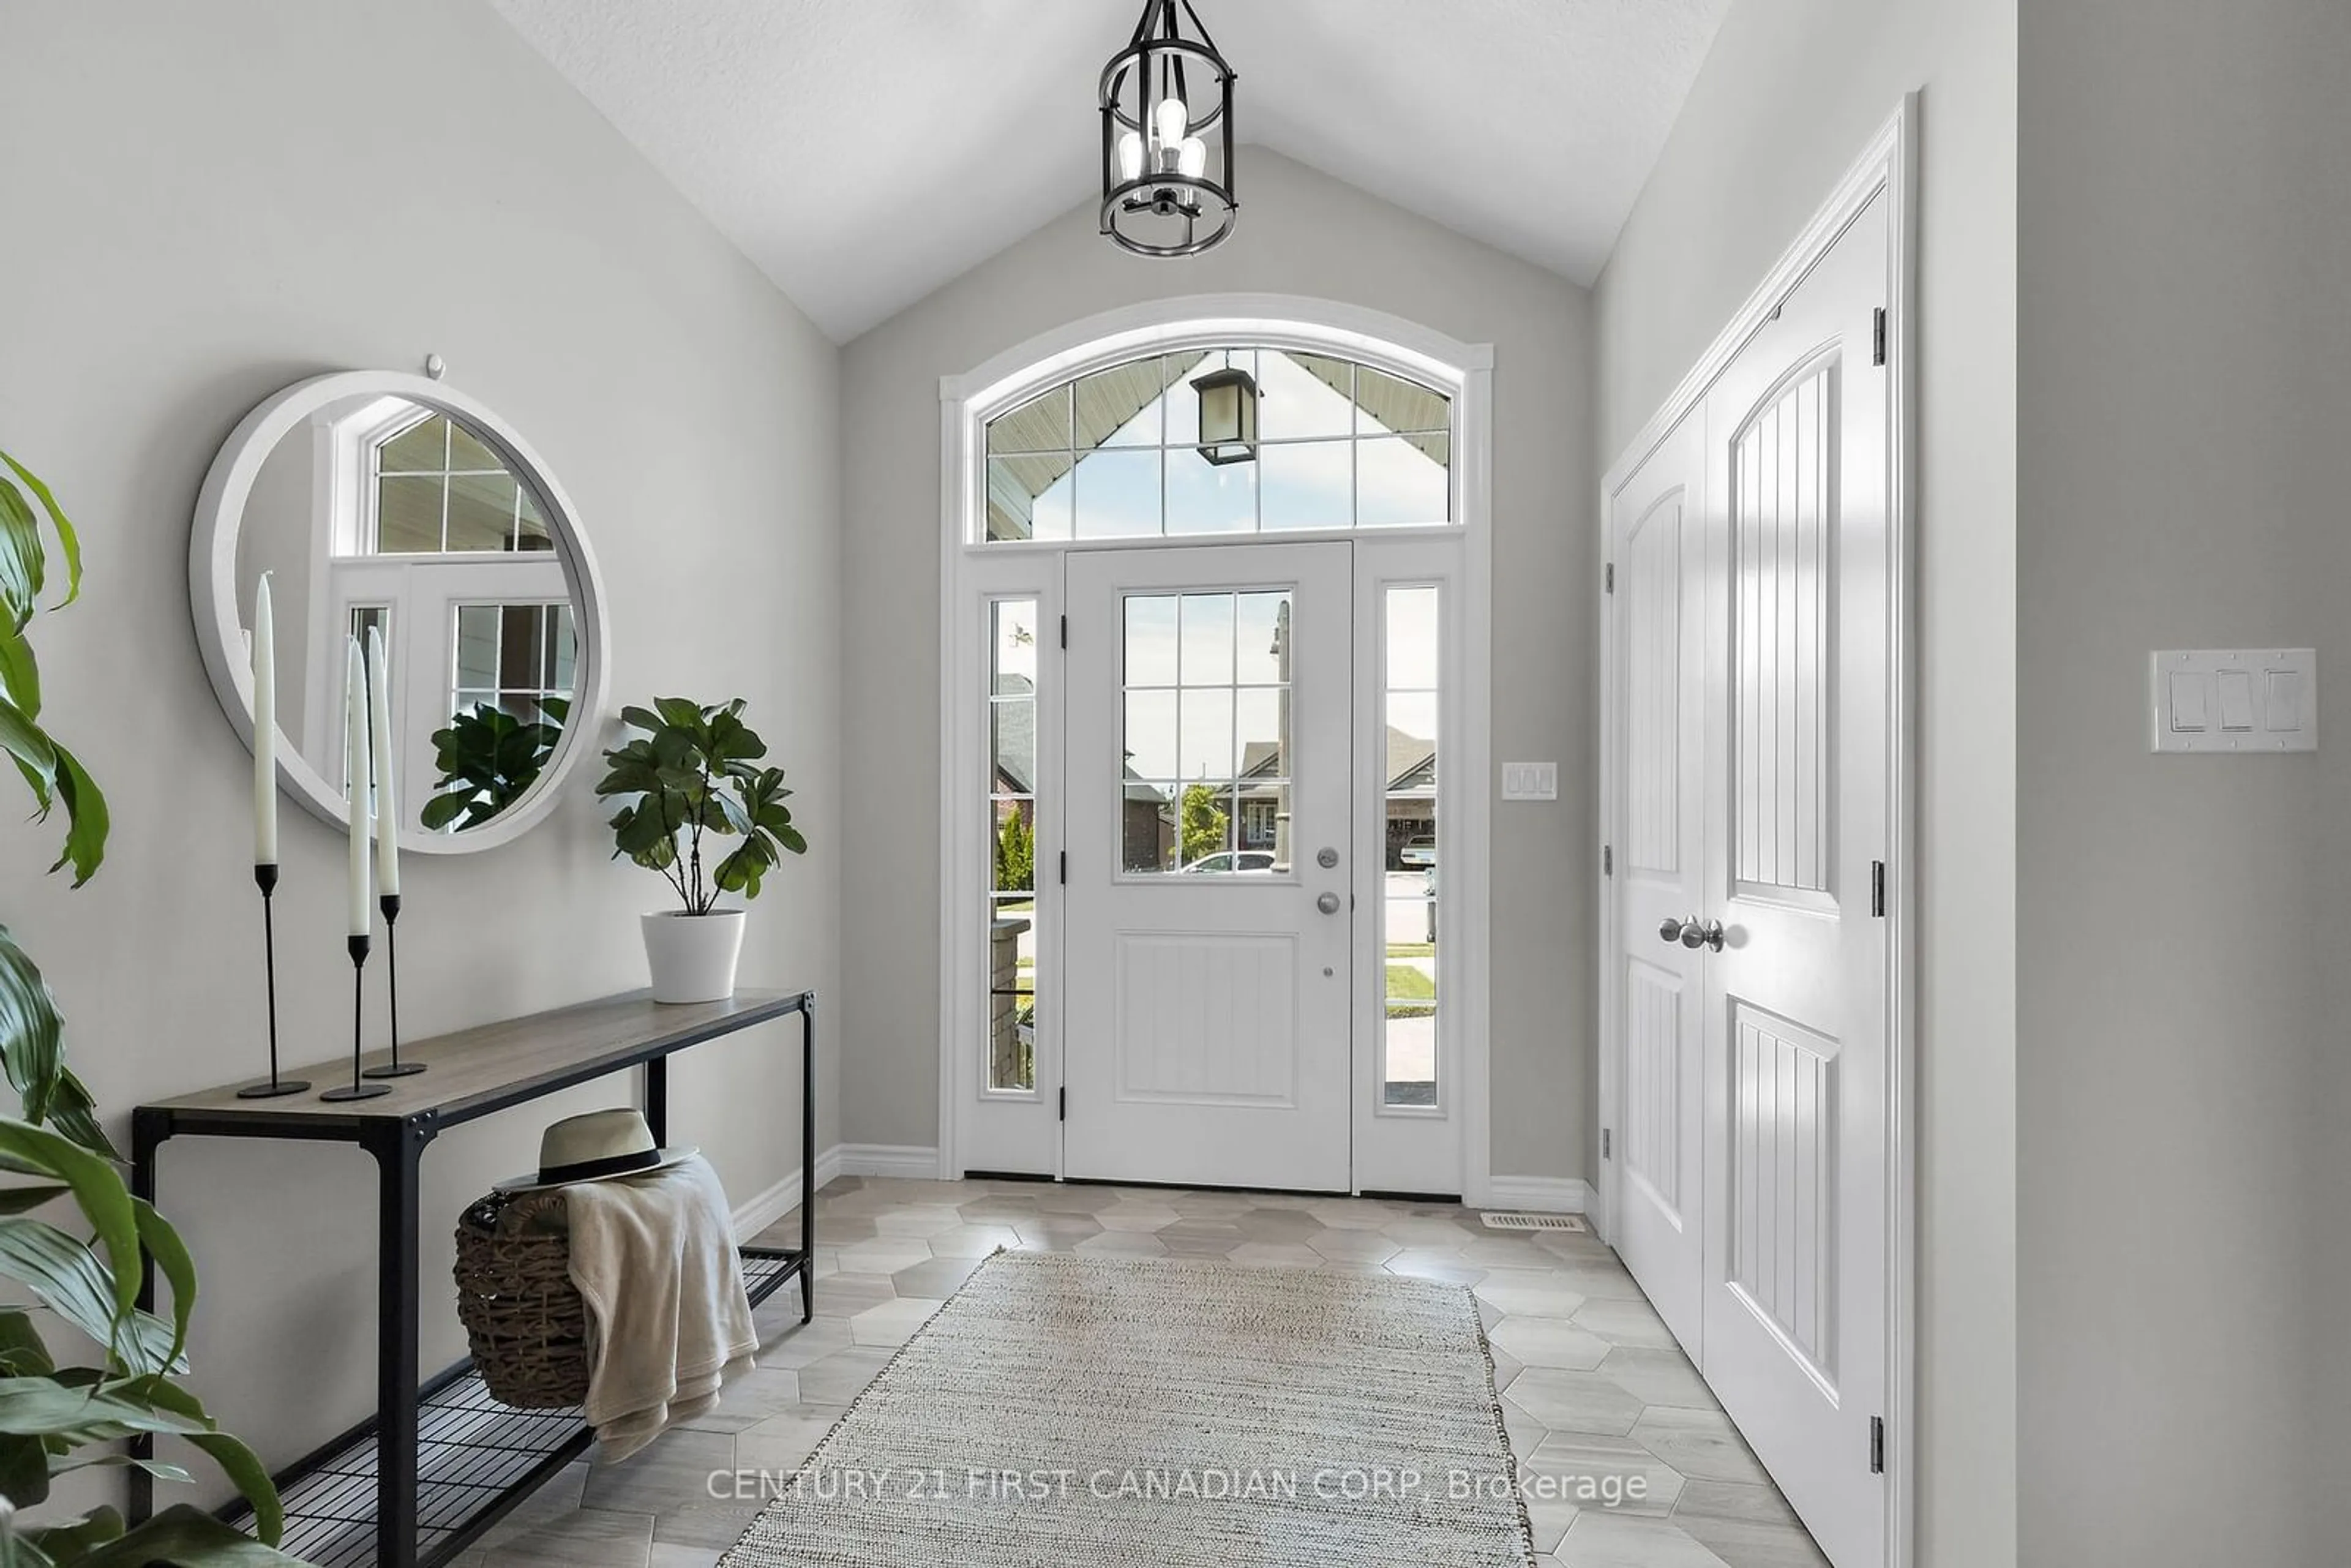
[452, 1189, 590, 1409]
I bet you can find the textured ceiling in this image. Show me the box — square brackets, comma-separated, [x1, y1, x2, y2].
[490, 0, 1733, 342]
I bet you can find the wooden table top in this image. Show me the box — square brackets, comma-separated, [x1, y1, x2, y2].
[142, 988, 809, 1131]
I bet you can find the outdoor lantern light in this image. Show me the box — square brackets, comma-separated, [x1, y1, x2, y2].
[1191, 364, 1259, 465]
[1100, 0, 1237, 258]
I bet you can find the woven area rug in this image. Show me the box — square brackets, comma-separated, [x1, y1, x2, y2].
[723, 1250, 1535, 1567]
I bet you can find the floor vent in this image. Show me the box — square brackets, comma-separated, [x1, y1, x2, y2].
[1480, 1212, 1589, 1233]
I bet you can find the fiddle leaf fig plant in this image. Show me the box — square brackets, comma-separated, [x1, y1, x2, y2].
[421, 697, 569, 833]
[597, 699, 806, 914]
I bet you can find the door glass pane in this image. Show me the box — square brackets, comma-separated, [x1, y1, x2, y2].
[986, 384, 1071, 454]
[1073, 448, 1161, 540]
[1076, 357, 1172, 449]
[1121, 588, 1293, 876]
[1382, 585, 1441, 1108]
[376, 476, 443, 553]
[1357, 435, 1451, 527]
[1259, 440, 1354, 530]
[988, 599, 1040, 1092]
[1165, 446, 1256, 535]
[988, 453, 1074, 542]
[1256, 351, 1356, 440]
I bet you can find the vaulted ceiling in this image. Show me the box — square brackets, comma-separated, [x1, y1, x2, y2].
[490, 0, 1733, 342]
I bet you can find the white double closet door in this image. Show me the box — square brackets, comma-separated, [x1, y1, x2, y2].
[1611, 196, 1892, 1568]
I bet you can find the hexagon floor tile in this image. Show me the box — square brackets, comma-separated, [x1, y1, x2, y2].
[458, 1176, 1824, 1568]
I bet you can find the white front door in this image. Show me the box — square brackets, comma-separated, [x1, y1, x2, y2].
[1063, 542, 1355, 1192]
[1697, 195, 1892, 1567]
[1608, 411, 1709, 1353]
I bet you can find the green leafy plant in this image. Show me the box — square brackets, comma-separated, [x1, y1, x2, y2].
[420, 697, 568, 832]
[0, 451, 111, 1159]
[994, 809, 1033, 896]
[0, 452, 298, 1561]
[1178, 782, 1228, 868]
[596, 699, 807, 913]
[0, 1117, 299, 1565]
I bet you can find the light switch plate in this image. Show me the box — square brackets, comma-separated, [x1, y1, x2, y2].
[1501, 762, 1558, 800]
[2150, 649, 2317, 752]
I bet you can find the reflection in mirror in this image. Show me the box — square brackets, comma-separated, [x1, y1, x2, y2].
[231, 396, 585, 837]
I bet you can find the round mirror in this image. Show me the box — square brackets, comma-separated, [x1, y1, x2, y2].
[191, 371, 610, 853]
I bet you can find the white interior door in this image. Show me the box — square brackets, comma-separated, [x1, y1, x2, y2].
[1697, 194, 1891, 1568]
[1063, 542, 1354, 1192]
[1608, 413, 1709, 1352]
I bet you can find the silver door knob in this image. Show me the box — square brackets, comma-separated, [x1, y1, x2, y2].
[1679, 918, 1725, 953]
[1317, 892, 1342, 915]
[1658, 917, 1687, 944]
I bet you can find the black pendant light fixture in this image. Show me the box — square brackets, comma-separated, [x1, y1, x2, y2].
[1100, 0, 1237, 258]
[1191, 361, 1258, 465]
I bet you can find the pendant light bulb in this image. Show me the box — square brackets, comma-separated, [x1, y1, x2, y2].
[1154, 96, 1189, 148]
[1117, 130, 1144, 183]
[1177, 136, 1207, 179]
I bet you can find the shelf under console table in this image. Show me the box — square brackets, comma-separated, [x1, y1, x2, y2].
[129, 987, 817, 1568]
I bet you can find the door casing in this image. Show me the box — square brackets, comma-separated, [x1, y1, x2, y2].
[938, 296, 1496, 1201]
[1596, 99, 1919, 1568]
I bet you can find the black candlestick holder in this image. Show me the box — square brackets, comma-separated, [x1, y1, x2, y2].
[320, 932, 389, 1102]
[235, 863, 310, 1099]
[364, 893, 426, 1079]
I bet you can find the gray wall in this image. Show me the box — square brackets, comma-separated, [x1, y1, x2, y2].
[0, 0, 840, 1492]
[839, 149, 1597, 1181]
[2017, 2, 2348, 1562]
[1592, 1, 2017, 1564]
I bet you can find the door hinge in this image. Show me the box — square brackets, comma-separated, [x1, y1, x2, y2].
[1604, 562, 1615, 594]
[1603, 844, 1613, 876]
[1059, 614, 1067, 649]
[1059, 851, 1067, 885]
[1870, 860, 1886, 918]
[1872, 307, 1888, 367]
[1870, 1416, 1886, 1474]
[1601, 1127, 1612, 1160]
[1057, 1087, 1067, 1122]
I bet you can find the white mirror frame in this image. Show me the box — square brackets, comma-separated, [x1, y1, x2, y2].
[189, 370, 612, 855]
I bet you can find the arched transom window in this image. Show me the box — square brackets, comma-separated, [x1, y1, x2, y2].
[982, 347, 1453, 542]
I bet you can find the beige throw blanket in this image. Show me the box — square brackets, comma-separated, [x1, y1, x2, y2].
[560, 1155, 757, 1461]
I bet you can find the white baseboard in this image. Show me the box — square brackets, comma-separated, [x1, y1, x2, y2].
[1483, 1174, 1592, 1215]
[729, 1142, 846, 1243]
[834, 1143, 945, 1180]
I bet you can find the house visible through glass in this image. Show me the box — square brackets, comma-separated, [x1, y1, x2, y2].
[984, 349, 1452, 541]
[988, 599, 1041, 1092]
[1383, 585, 1440, 1107]
[1120, 589, 1291, 876]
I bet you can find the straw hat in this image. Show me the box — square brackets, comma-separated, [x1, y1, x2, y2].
[495, 1108, 696, 1193]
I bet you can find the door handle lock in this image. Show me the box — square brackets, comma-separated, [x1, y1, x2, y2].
[1316, 891, 1343, 915]
[1658, 917, 1687, 945]
[1679, 918, 1725, 953]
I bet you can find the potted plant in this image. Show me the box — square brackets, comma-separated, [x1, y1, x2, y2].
[596, 699, 806, 1003]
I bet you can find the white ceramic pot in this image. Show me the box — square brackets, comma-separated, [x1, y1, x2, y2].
[640, 910, 746, 1004]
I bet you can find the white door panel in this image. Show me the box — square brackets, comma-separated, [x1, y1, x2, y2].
[1063, 542, 1354, 1192]
[1609, 414, 1708, 1353]
[1699, 193, 1891, 1568]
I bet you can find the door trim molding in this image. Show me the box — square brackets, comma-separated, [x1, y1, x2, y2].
[1595, 96, 1918, 1568]
[936, 294, 1496, 1203]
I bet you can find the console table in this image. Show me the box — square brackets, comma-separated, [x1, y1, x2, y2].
[129, 988, 816, 1568]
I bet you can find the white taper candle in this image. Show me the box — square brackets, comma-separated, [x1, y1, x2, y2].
[367, 626, 400, 898]
[252, 574, 278, 865]
[345, 639, 372, 939]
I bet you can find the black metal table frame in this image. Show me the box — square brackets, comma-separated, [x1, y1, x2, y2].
[127, 991, 816, 1568]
